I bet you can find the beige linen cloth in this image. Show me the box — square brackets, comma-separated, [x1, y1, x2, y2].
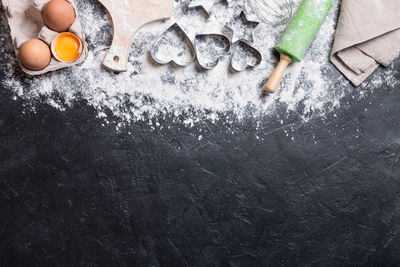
[331, 0, 400, 86]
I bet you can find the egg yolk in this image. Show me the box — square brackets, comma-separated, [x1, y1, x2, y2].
[54, 33, 81, 62]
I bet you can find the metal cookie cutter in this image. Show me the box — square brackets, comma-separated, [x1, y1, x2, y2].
[150, 23, 196, 67]
[230, 40, 262, 72]
[227, 0, 262, 24]
[225, 11, 259, 44]
[194, 33, 231, 70]
[188, 0, 215, 16]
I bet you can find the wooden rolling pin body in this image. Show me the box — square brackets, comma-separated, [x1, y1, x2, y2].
[264, 0, 333, 93]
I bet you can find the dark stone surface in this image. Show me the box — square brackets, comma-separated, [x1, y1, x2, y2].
[1, 3, 400, 267]
[1, 70, 400, 266]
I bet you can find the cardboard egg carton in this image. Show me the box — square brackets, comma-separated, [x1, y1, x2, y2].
[2, 0, 88, 75]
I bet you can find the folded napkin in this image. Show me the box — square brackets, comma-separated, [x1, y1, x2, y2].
[330, 0, 400, 86]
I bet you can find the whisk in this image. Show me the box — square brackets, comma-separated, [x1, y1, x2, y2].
[249, 0, 297, 26]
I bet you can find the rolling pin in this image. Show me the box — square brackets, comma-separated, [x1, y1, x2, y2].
[265, 0, 333, 93]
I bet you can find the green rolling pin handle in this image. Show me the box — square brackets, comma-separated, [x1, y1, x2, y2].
[264, 53, 292, 93]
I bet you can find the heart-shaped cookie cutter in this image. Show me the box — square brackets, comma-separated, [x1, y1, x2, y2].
[150, 23, 196, 67]
[194, 33, 231, 70]
[230, 40, 262, 72]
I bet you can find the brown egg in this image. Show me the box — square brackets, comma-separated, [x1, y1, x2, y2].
[18, 39, 51, 71]
[42, 0, 76, 32]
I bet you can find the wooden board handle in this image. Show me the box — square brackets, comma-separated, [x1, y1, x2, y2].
[264, 54, 292, 94]
[97, 0, 174, 72]
[102, 30, 135, 72]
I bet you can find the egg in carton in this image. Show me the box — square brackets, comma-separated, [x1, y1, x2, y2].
[2, 0, 88, 75]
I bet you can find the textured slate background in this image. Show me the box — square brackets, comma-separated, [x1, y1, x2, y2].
[1, 6, 400, 267]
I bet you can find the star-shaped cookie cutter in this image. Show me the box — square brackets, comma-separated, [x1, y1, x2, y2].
[225, 11, 259, 44]
[188, 0, 215, 16]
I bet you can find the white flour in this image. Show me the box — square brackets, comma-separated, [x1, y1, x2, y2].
[0, 0, 399, 126]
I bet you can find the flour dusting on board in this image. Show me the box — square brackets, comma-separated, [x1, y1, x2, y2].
[0, 0, 398, 125]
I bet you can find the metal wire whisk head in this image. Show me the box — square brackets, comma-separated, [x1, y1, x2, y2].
[249, 0, 296, 27]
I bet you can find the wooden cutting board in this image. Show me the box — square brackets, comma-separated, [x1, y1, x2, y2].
[98, 0, 174, 72]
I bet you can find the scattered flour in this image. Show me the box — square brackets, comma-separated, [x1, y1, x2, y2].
[0, 0, 398, 127]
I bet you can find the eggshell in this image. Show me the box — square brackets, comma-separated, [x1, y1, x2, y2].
[42, 0, 76, 32]
[51, 32, 83, 63]
[18, 38, 51, 71]
[3, 0, 88, 75]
